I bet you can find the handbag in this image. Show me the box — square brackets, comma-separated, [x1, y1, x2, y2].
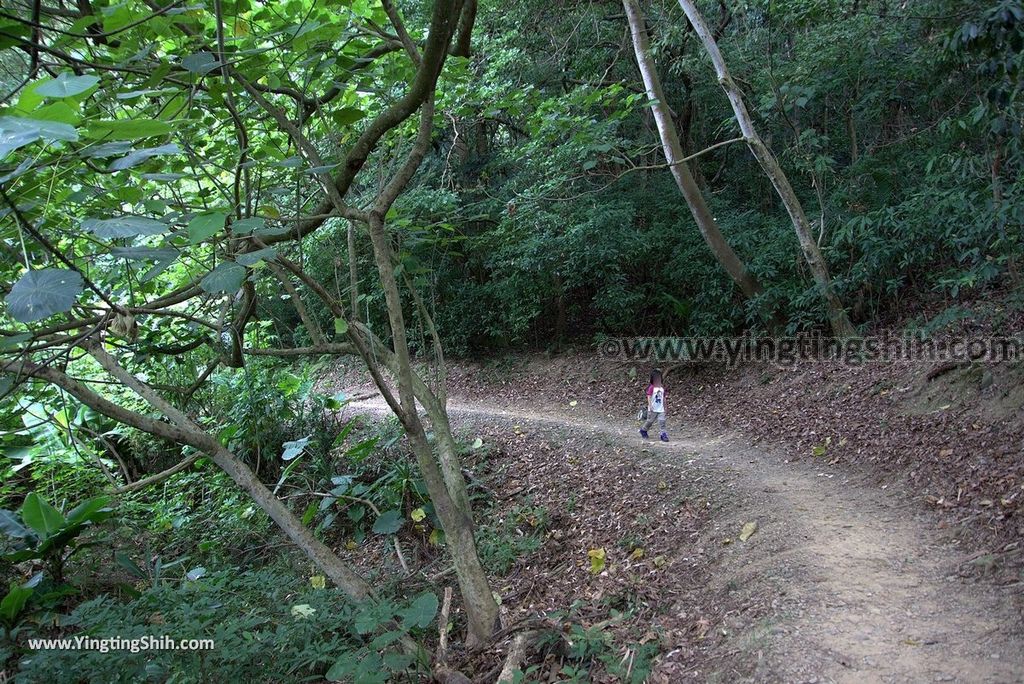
[637, 406, 648, 422]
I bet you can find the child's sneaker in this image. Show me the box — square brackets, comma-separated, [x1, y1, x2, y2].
[660, 432, 669, 442]
[639, 429, 649, 439]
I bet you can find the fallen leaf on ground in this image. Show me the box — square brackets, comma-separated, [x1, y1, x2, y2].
[291, 604, 316, 619]
[739, 521, 758, 541]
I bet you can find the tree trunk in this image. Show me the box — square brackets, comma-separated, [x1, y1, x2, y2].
[268, 262, 325, 345]
[992, 138, 1020, 286]
[362, 321, 476, 519]
[622, 0, 763, 302]
[674, 0, 856, 338]
[365, 211, 498, 646]
[347, 220, 361, 322]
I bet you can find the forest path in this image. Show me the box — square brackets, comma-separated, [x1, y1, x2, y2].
[351, 397, 1024, 683]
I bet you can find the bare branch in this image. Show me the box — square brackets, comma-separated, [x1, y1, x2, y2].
[381, 0, 422, 65]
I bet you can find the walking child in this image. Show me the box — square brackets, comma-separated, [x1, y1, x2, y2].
[639, 368, 669, 442]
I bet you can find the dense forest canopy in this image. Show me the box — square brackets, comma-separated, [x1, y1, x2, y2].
[0, 0, 1020, 680]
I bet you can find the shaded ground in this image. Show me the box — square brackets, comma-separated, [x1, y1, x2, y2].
[346, 394, 1024, 682]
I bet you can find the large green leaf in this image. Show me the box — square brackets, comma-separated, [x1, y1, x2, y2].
[31, 102, 79, 125]
[0, 156, 33, 184]
[331, 107, 366, 126]
[20, 493, 65, 538]
[0, 583, 33, 625]
[0, 510, 30, 540]
[141, 253, 178, 282]
[64, 495, 112, 526]
[231, 217, 266, 234]
[200, 261, 246, 294]
[399, 591, 439, 628]
[86, 119, 173, 141]
[281, 436, 310, 461]
[82, 216, 167, 238]
[236, 247, 276, 266]
[110, 247, 178, 261]
[0, 20, 30, 52]
[5, 269, 84, 323]
[182, 51, 221, 74]
[371, 509, 403, 534]
[0, 116, 78, 158]
[326, 653, 358, 682]
[82, 141, 133, 158]
[187, 212, 226, 243]
[108, 143, 180, 171]
[35, 73, 99, 98]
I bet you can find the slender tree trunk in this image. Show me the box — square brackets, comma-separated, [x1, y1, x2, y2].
[268, 262, 325, 345]
[622, 0, 763, 302]
[233, 0, 496, 644]
[992, 139, 1020, 285]
[674, 0, 856, 338]
[347, 220, 361, 322]
[451, 0, 477, 57]
[352, 317, 474, 518]
[365, 211, 498, 646]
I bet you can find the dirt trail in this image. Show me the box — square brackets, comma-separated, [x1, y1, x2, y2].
[352, 397, 1023, 682]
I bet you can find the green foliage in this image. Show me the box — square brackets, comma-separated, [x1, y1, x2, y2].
[14, 566, 436, 684]
[306, 418, 431, 543]
[120, 468, 272, 564]
[0, 580, 36, 639]
[0, 0, 1021, 677]
[1, 493, 113, 583]
[206, 359, 345, 478]
[0, 388, 115, 509]
[525, 607, 658, 683]
[298, 0, 1022, 350]
[476, 503, 548, 574]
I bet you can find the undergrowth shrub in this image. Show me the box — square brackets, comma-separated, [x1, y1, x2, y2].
[476, 502, 548, 574]
[14, 565, 439, 684]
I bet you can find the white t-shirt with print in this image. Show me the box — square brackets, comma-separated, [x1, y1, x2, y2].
[649, 386, 665, 413]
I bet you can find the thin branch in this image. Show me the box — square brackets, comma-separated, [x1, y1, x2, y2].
[381, 0, 421, 66]
[114, 454, 201, 494]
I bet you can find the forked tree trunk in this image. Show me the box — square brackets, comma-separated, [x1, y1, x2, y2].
[622, 0, 763, 302]
[349, 320, 474, 517]
[365, 211, 498, 646]
[674, 0, 857, 338]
